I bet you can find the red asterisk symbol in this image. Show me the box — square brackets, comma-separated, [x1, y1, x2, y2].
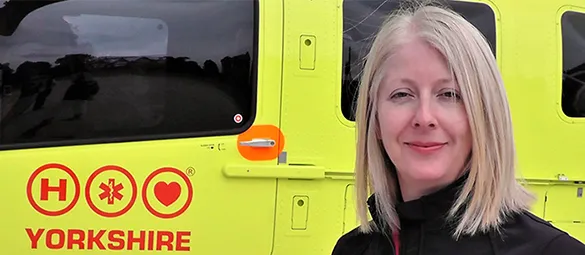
[98, 178, 124, 205]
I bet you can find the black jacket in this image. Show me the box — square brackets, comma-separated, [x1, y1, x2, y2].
[332, 175, 585, 255]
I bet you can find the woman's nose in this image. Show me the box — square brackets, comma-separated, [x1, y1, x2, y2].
[411, 98, 437, 128]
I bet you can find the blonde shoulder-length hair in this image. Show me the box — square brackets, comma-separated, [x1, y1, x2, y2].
[354, 1, 535, 239]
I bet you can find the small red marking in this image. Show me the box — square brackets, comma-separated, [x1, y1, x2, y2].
[154, 182, 181, 207]
[234, 114, 243, 123]
[98, 178, 124, 205]
[46, 229, 65, 249]
[27, 163, 81, 216]
[85, 165, 137, 218]
[142, 167, 193, 219]
[40, 179, 67, 201]
[68, 229, 85, 249]
[26, 228, 44, 249]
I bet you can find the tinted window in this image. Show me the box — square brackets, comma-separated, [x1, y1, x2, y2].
[341, 0, 496, 121]
[561, 11, 585, 118]
[0, 0, 257, 149]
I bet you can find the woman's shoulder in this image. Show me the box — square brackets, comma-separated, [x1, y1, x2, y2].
[498, 211, 585, 254]
[331, 223, 393, 255]
[540, 232, 585, 255]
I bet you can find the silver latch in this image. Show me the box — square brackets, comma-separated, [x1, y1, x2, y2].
[239, 138, 276, 148]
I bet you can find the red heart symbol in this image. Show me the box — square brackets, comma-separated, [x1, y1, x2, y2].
[154, 181, 181, 207]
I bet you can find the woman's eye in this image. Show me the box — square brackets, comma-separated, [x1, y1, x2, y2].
[440, 91, 461, 100]
[391, 92, 410, 99]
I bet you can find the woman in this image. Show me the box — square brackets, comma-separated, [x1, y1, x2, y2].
[332, 2, 585, 255]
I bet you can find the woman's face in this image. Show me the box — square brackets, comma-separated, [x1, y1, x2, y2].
[376, 37, 472, 199]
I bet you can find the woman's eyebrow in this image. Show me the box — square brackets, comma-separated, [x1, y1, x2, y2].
[391, 77, 453, 86]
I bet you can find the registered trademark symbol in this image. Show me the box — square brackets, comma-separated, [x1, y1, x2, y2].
[185, 167, 195, 177]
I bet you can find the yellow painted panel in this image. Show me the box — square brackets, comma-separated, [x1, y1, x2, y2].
[0, 0, 285, 254]
[300, 35, 316, 70]
[544, 184, 585, 222]
[292, 195, 309, 230]
[343, 184, 358, 234]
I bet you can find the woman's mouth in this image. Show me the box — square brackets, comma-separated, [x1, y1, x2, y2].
[404, 141, 447, 153]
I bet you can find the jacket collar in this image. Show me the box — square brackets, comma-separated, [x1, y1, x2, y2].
[367, 172, 469, 229]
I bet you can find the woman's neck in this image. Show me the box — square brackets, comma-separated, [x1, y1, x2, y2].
[397, 171, 467, 202]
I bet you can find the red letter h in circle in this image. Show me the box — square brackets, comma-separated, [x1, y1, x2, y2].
[40, 178, 67, 201]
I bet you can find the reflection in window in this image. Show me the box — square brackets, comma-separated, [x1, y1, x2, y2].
[0, 0, 257, 148]
[341, 0, 496, 121]
[561, 11, 585, 117]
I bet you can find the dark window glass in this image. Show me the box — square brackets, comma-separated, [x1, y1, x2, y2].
[561, 11, 585, 117]
[341, 0, 496, 121]
[0, 0, 257, 149]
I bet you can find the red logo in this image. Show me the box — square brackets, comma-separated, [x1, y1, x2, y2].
[26, 163, 81, 216]
[85, 165, 137, 218]
[27, 164, 192, 219]
[99, 178, 124, 205]
[155, 182, 181, 206]
[142, 167, 193, 219]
